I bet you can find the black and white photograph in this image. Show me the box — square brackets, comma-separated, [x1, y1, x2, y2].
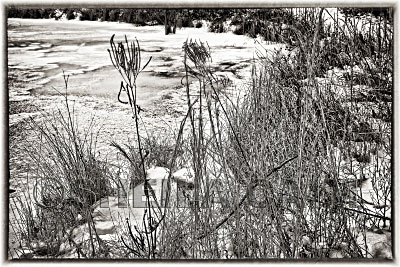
[5, 3, 394, 260]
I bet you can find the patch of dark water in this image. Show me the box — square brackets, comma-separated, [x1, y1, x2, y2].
[214, 45, 249, 50]
[141, 46, 164, 52]
[158, 56, 175, 62]
[8, 40, 53, 50]
[213, 59, 253, 78]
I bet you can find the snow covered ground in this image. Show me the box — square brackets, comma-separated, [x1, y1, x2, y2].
[7, 15, 392, 259]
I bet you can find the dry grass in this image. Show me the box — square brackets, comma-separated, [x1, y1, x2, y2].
[9, 7, 392, 260]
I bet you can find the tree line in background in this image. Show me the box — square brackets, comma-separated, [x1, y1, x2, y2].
[7, 8, 209, 33]
[7, 7, 392, 36]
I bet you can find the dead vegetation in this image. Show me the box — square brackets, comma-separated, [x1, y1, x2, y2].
[8, 7, 392, 260]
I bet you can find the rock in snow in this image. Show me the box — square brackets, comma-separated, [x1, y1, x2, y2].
[172, 167, 194, 185]
[94, 221, 116, 235]
[146, 166, 169, 180]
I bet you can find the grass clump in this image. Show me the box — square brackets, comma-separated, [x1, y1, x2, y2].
[9, 74, 114, 258]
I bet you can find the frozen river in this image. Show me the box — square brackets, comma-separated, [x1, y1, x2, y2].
[8, 18, 267, 106]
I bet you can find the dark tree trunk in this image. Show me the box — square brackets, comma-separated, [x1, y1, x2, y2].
[172, 10, 177, 34]
[165, 9, 177, 35]
[165, 9, 169, 35]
